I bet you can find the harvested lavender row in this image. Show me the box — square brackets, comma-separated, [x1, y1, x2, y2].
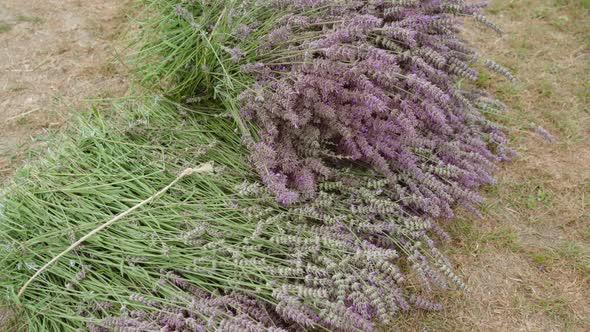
[126, 0, 514, 329]
[238, 0, 514, 212]
[0, 100, 464, 331]
[0, 1, 514, 331]
[136, 0, 513, 210]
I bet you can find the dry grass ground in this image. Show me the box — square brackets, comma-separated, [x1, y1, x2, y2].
[397, 0, 590, 331]
[0, 0, 128, 179]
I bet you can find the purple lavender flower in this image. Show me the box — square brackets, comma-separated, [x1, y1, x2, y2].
[535, 125, 556, 142]
[235, 0, 510, 213]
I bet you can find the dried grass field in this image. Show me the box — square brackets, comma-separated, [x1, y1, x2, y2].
[0, 0, 127, 178]
[1, 0, 589, 331]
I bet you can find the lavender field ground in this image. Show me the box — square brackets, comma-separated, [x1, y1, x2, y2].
[0, 0, 127, 179]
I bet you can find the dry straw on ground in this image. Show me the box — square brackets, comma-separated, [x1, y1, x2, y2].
[0, 0, 128, 178]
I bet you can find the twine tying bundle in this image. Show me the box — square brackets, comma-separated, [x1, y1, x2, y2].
[17, 163, 214, 298]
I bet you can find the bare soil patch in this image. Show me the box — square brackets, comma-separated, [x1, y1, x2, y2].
[0, 0, 128, 178]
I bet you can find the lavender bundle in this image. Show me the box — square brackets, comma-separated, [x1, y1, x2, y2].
[136, 0, 513, 210]
[125, 0, 514, 328]
[240, 0, 513, 212]
[0, 1, 515, 331]
[0, 99, 468, 331]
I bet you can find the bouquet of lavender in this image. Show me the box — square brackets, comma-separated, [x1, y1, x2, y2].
[0, 100, 468, 331]
[135, 0, 514, 210]
[127, 1, 515, 329]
